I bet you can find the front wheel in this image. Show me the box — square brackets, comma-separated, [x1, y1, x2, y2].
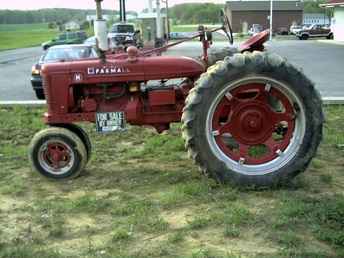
[35, 89, 45, 100]
[327, 33, 333, 40]
[300, 34, 309, 40]
[54, 124, 92, 163]
[182, 52, 324, 187]
[29, 127, 88, 179]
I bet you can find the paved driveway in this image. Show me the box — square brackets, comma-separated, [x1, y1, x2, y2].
[0, 40, 343, 101]
[0, 47, 41, 100]
[266, 40, 344, 97]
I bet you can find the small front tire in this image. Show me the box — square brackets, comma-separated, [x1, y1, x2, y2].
[29, 127, 88, 179]
[54, 124, 92, 163]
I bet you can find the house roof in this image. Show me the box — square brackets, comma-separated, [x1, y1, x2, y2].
[320, 0, 344, 7]
[225, 1, 303, 11]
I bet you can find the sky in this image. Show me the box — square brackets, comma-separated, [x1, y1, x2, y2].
[0, 0, 225, 12]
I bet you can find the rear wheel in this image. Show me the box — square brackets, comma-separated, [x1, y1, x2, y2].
[29, 127, 88, 179]
[182, 52, 323, 187]
[207, 47, 239, 67]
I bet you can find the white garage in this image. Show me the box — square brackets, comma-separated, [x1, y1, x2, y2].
[321, 0, 344, 41]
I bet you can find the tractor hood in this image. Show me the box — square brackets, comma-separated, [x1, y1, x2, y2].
[42, 55, 206, 84]
[142, 56, 206, 80]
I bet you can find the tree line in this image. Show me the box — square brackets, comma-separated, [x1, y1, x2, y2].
[169, 3, 224, 25]
[0, 1, 329, 25]
[0, 8, 133, 24]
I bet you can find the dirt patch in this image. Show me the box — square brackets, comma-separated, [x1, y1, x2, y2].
[161, 208, 192, 229]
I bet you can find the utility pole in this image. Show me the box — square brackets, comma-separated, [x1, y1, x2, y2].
[162, 0, 170, 40]
[119, 0, 126, 23]
[269, 0, 273, 41]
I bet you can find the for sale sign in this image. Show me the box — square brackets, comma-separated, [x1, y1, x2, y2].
[96, 112, 126, 133]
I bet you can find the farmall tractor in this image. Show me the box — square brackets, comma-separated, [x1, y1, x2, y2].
[29, 0, 323, 187]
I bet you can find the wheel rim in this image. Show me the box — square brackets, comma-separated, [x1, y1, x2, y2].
[206, 77, 306, 176]
[38, 139, 75, 175]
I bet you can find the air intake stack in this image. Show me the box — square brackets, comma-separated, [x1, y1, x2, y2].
[94, 0, 109, 58]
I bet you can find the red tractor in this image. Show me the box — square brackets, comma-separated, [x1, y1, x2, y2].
[29, 0, 323, 187]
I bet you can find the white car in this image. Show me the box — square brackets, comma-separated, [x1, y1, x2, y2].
[289, 25, 303, 35]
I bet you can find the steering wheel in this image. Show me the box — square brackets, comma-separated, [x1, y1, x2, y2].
[221, 10, 234, 45]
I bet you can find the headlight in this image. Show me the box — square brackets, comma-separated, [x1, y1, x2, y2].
[32, 66, 40, 75]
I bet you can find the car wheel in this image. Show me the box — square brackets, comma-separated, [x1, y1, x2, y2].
[35, 89, 45, 100]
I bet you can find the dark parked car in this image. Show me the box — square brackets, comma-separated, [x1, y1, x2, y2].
[31, 45, 98, 99]
[41, 31, 87, 50]
[296, 24, 333, 40]
[108, 23, 142, 48]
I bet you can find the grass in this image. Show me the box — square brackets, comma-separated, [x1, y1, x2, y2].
[0, 105, 343, 257]
[0, 23, 58, 51]
[172, 24, 220, 33]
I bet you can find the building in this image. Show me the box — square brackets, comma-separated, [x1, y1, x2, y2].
[64, 21, 80, 31]
[320, 0, 344, 41]
[137, 12, 167, 45]
[303, 13, 330, 25]
[225, 0, 303, 33]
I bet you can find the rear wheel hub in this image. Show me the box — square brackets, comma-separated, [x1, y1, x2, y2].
[210, 81, 298, 166]
[231, 102, 274, 145]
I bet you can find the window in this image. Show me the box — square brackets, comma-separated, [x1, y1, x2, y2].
[58, 34, 67, 40]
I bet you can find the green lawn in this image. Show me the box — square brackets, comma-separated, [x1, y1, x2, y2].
[171, 24, 220, 33]
[0, 105, 343, 258]
[0, 23, 58, 51]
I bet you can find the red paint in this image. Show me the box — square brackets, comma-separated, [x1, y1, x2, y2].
[44, 142, 71, 169]
[212, 83, 295, 165]
[149, 89, 176, 106]
[42, 30, 268, 133]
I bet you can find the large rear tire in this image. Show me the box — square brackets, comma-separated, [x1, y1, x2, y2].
[207, 47, 239, 67]
[29, 127, 88, 179]
[182, 51, 324, 187]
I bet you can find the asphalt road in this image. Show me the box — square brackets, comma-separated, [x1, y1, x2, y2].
[0, 40, 343, 101]
[0, 47, 42, 100]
